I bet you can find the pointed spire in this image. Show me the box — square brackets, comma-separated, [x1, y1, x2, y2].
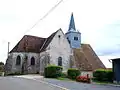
[68, 13, 76, 31]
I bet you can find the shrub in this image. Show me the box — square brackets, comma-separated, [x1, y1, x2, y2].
[5, 72, 23, 76]
[76, 75, 91, 83]
[0, 72, 3, 76]
[93, 69, 113, 82]
[44, 65, 63, 78]
[60, 73, 67, 78]
[67, 68, 80, 79]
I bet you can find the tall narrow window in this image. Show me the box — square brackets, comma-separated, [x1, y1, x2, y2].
[58, 57, 62, 66]
[31, 57, 35, 65]
[74, 37, 78, 40]
[58, 35, 61, 38]
[16, 55, 21, 65]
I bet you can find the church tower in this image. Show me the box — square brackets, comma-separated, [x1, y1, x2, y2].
[65, 13, 81, 48]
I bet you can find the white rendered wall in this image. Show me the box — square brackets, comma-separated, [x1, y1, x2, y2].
[46, 30, 73, 71]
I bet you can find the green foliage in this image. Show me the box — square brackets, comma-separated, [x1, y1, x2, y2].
[60, 73, 67, 78]
[44, 65, 63, 78]
[57, 77, 71, 81]
[93, 69, 113, 82]
[0, 66, 4, 72]
[0, 62, 4, 65]
[0, 62, 4, 72]
[0, 72, 3, 76]
[67, 68, 80, 79]
[5, 72, 23, 76]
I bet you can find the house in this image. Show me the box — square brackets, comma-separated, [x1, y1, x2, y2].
[111, 58, 120, 83]
[5, 13, 105, 75]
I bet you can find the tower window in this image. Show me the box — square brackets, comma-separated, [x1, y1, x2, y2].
[58, 57, 62, 66]
[74, 37, 78, 40]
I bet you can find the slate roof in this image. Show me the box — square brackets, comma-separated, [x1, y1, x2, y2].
[40, 30, 59, 52]
[73, 44, 106, 71]
[10, 30, 59, 53]
[68, 13, 76, 31]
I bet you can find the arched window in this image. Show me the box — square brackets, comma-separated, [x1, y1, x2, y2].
[16, 55, 21, 65]
[58, 35, 61, 38]
[58, 57, 62, 66]
[31, 57, 35, 65]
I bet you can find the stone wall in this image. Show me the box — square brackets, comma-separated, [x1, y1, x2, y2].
[5, 52, 39, 74]
[81, 71, 93, 78]
[39, 51, 50, 74]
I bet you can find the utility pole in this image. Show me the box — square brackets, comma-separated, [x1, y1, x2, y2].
[7, 42, 10, 57]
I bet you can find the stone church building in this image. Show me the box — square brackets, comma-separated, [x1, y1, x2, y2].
[5, 13, 105, 74]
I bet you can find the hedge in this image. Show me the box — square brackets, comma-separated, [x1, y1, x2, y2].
[93, 69, 113, 82]
[44, 65, 63, 78]
[0, 72, 3, 76]
[5, 72, 23, 76]
[67, 68, 80, 79]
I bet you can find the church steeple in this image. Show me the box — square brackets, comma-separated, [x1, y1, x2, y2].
[68, 13, 76, 31]
[65, 13, 81, 48]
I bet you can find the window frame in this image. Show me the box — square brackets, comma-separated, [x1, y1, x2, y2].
[31, 57, 35, 65]
[74, 37, 78, 41]
[16, 55, 21, 65]
[58, 57, 62, 66]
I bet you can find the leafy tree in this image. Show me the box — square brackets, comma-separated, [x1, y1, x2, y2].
[0, 62, 4, 65]
[0, 62, 4, 72]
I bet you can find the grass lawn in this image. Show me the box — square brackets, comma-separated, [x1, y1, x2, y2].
[93, 81, 113, 84]
[56, 77, 73, 81]
[92, 80, 120, 85]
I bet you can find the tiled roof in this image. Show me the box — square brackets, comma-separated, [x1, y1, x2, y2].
[10, 30, 59, 53]
[10, 35, 46, 53]
[40, 30, 59, 52]
[73, 44, 106, 71]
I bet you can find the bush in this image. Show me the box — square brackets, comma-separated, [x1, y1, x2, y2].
[76, 76, 91, 83]
[0, 65, 4, 72]
[67, 68, 80, 79]
[5, 72, 23, 76]
[60, 73, 67, 78]
[93, 69, 113, 82]
[44, 65, 63, 78]
[0, 72, 3, 76]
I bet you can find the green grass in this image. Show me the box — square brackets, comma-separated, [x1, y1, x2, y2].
[94, 81, 113, 85]
[56, 77, 72, 81]
[92, 80, 119, 85]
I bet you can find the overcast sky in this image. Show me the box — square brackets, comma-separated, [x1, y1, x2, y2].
[0, 0, 120, 68]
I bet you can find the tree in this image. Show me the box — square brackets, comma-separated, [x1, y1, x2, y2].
[0, 62, 4, 72]
[0, 62, 4, 65]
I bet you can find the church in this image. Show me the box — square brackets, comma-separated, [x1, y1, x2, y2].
[5, 13, 105, 75]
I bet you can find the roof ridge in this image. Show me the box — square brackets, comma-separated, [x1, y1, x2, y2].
[40, 29, 60, 52]
[24, 35, 46, 39]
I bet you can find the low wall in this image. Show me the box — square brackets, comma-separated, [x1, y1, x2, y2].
[81, 71, 93, 78]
